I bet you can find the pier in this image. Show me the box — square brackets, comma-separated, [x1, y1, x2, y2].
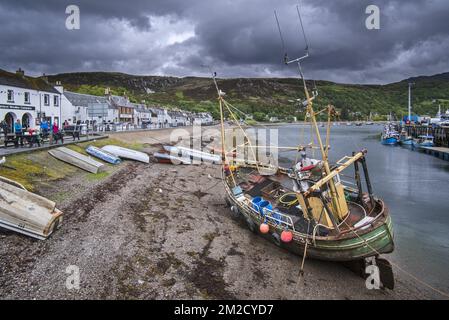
[420, 146, 449, 161]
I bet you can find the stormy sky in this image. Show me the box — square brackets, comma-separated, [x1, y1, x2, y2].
[0, 0, 448, 84]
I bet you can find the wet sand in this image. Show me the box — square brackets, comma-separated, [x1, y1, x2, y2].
[0, 127, 439, 299]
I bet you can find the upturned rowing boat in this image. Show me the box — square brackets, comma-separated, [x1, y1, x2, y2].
[86, 145, 121, 164]
[49, 147, 106, 174]
[163, 145, 221, 164]
[0, 176, 63, 239]
[101, 145, 150, 163]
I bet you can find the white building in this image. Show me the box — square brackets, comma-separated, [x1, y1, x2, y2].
[0, 68, 63, 131]
[64, 91, 116, 124]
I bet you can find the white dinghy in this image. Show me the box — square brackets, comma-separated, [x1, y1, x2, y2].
[163, 145, 222, 164]
[101, 145, 150, 163]
[0, 176, 63, 240]
[49, 147, 106, 174]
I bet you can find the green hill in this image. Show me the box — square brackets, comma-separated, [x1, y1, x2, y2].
[46, 71, 449, 121]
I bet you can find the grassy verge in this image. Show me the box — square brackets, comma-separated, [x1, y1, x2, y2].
[0, 138, 143, 191]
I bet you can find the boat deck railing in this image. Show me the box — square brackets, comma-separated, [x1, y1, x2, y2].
[246, 199, 296, 231]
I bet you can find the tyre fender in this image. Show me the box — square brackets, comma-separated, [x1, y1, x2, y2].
[246, 217, 257, 233]
[272, 232, 281, 247]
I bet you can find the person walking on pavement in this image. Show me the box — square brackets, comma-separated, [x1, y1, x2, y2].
[14, 119, 23, 148]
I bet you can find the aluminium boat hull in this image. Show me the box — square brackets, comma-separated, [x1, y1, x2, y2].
[101, 145, 150, 163]
[49, 147, 106, 174]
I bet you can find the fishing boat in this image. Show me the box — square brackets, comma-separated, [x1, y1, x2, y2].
[412, 135, 434, 149]
[381, 124, 399, 145]
[86, 145, 121, 165]
[399, 129, 413, 146]
[49, 147, 106, 174]
[213, 10, 395, 288]
[0, 176, 63, 239]
[101, 145, 150, 163]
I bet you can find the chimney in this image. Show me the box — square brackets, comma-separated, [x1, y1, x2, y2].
[54, 81, 64, 94]
[42, 73, 49, 83]
[16, 68, 25, 77]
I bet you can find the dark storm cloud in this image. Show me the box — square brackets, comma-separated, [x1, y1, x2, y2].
[0, 0, 448, 84]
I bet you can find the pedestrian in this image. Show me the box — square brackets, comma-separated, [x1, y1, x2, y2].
[40, 118, 49, 141]
[14, 119, 23, 148]
[52, 122, 64, 144]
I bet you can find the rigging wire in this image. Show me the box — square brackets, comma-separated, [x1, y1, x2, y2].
[274, 10, 288, 63]
[296, 2, 310, 52]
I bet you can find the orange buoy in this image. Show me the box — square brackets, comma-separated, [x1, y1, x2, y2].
[281, 230, 293, 243]
[259, 223, 269, 234]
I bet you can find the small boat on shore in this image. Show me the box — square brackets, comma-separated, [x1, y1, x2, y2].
[86, 146, 121, 165]
[153, 152, 192, 165]
[49, 147, 106, 174]
[0, 176, 63, 240]
[163, 145, 221, 164]
[101, 145, 149, 163]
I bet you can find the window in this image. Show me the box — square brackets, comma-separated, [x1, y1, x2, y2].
[54, 95, 59, 106]
[7, 90, 14, 102]
[44, 94, 49, 106]
[24, 92, 30, 104]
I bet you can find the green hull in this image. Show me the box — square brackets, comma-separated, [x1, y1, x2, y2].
[228, 194, 394, 262]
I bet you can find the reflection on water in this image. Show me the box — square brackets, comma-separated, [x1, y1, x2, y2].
[273, 124, 449, 292]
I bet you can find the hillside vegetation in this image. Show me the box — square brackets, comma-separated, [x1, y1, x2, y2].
[47, 71, 449, 121]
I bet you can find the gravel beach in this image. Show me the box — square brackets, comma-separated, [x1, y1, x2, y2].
[0, 127, 438, 299]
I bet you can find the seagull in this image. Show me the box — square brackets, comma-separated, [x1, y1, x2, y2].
[0, 157, 5, 166]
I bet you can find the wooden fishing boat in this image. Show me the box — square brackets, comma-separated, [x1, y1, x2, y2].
[0, 176, 63, 239]
[223, 157, 394, 261]
[210, 14, 395, 287]
[101, 145, 150, 163]
[49, 147, 106, 174]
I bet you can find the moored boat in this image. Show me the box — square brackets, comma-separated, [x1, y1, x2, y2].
[412, 135, 434, 149]
[381, 135, 399, 145]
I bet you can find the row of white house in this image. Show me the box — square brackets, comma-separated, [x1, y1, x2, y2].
[0, 68, 214, 132]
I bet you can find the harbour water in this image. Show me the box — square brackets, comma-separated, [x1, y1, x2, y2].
[275, 124, 449, 293]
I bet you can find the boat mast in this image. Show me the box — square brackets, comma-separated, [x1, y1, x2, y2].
[278, 5, 345, 219]
[408, 82, 413, 122]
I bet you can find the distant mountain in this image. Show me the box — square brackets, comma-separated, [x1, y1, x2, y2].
[46, 71, 449, 120]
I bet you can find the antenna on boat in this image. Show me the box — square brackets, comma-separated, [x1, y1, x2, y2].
[275, 3, 349, 229]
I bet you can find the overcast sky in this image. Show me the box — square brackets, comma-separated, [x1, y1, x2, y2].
[0, 0, 448, 84]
